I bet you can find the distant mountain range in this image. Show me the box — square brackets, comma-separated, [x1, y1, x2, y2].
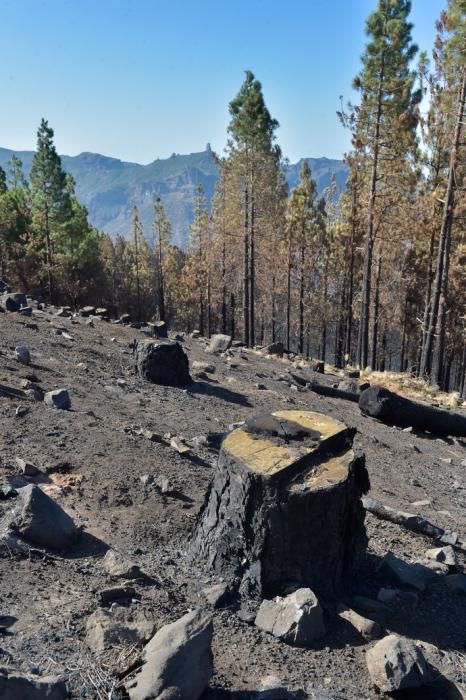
[0, 146, 348, 249]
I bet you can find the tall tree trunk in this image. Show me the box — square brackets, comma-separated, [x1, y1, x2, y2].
[420, 70, 466, 380]
[44, 203, 54, 304]
[400, 293, 408, 373]
[230, 292, 236, 340]
[370, 256, 382, 370]
[345, 187, 357, 361]
[249, 183, 255, 347]
[221, 241, 227, 334]
[158, 235, 165, 321]
[243, 185, 249, 346]
[299, 245, 305, 355]
[207, 272, 211, 339]
[357, 58, 384, 369]
[286, 239, 292, 351]
[418, 227, 436, 376]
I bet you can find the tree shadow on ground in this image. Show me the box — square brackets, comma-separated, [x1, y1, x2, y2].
[189, 381, 252, 407]
[350, 551, 466, 652]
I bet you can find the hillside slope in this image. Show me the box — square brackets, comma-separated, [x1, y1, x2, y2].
[0, 146, 348, 248]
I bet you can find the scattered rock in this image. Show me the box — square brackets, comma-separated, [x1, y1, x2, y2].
[14, 345, 30, 365]
[134, 340, 191, 387]
[1, 292, 27, 312]
[98, 586, 136, 605]
[344, 368, 360, 379]
[337, 605, 383, 639]
[380, 552, 436, 591]
[377, 588, 418, 607]
[192, 360, 215, 374]
[55, 307, 71, 318]
[126, 609, 213, 700]
[102, 549, 143, 579]
[312, 361, 324, 374]
[0, 669, 67, 699]
[170, 436, 191, 454]
[44, 389, 71, 410]
[202, 582, 230, 608]
[9, 483, 79, 550]
[255, 589, 325, 646]
[15, 457, 41, 477]
[86, 607, 155, 652]
[425, 545, 456, 567]
[366, 634, 428, 693]
[206, 333, 232, 354]
[264, 341, 284, 357]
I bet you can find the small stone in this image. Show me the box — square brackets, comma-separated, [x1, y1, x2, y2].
[157, 475, 173, 494]
[440, 531, 458, 545]
[102, 549, 143, 579]
[377, 588, 418, 607]
[18, 306, 33, 316]
[202, 583, 230, 608]
[255, 588, 325, 646]
[366, 634, 428, 692]
[15, 345, 30, 365]
[56, 307, 71, 317]
[15, 457, 41, 477]
[380, 552, 436, 591]
[170, 436, 190, 454]
[44, 389, 71, 410]
[98, 586, 136, 605]
[337, 605, 383, 639]
[402, 426, 413, 433]
[192, 360, 215, 374]
[410, 499, 431, 507]
[425, 545, 456, 567]
[15, 405, 29, 417]
[86, 607, 155, 652]
[206, 334, 232, 354]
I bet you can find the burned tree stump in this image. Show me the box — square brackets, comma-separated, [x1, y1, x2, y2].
[191, 410, 369, 609]
[134, 339, 191, 387]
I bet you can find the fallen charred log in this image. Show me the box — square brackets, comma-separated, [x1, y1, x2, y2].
[359, 385, 466, 437]
[309, 381, 360, 403]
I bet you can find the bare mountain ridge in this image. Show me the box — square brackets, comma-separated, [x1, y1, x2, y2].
[0, 146, 347, 249]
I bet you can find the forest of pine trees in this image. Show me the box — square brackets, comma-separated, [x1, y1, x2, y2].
[0, 0, 464, 396]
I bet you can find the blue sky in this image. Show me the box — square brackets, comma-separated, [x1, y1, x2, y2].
[1, 0, 443, 164]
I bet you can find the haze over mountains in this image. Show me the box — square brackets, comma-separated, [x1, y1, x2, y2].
[0, 146, 347, 249]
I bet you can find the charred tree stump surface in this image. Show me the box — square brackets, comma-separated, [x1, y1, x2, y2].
[190, 410, 369, 610]
[359, 385, 466, 437]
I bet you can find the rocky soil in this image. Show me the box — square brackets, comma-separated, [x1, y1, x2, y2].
[0, 305, 465, 699]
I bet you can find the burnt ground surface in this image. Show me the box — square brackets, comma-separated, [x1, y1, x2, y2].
[0, 307, 465, 699]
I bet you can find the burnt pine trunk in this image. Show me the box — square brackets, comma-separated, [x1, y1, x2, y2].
[370, 256, 382, 370]
[221, 240, 227, 334]
[299, 244, 305, 355]
[345, 184, 357, 361]
[357, 57, 385, 369]
[421, 69, 466, 380]
[418, 227, 436, 375]
[249, 180, 255, 347]
[243, 183, 250, 346]
[158, 231, 165, 322]
[286, 238, 292, 351]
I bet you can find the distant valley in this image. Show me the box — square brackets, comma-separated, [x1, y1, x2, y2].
[0, 146, 347, 249]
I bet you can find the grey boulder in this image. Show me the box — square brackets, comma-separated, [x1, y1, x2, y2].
[366, 634, 428, 692]
[15, 345, 31, 365]
[86, 607, 155, 652]
[126, 609, 213, 700]
[206, 334, 232, 354]
[255, 588, 325, 646]
[9, 484, 79, 550]
[44, 389, 71, 410]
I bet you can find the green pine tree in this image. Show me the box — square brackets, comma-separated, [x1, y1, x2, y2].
[30, 118, 71, 302]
